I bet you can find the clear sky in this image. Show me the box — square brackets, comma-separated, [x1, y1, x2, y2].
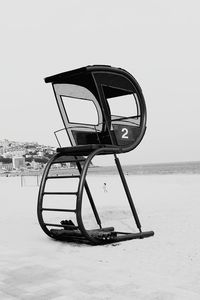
[0, 0, 200, 165]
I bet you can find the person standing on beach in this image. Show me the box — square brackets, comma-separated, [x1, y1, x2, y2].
[103, 182, 108, 192]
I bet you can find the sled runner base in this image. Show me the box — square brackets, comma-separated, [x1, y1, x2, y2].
[50, 224, 154, 245]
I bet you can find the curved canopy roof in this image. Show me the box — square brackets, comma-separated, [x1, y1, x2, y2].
[45, 65, 147, 154]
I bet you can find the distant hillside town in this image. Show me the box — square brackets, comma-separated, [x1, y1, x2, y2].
[0, 139, 94, 176]
[0, 139, 56, 174]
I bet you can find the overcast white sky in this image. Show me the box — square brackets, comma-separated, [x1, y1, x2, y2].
[0, 0, 200, 164]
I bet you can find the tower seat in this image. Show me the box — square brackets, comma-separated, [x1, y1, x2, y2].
[56, 144, 120, 156]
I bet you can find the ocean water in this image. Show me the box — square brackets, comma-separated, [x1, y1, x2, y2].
[88, 161, 200, 175]
[123, 161, 200, 175]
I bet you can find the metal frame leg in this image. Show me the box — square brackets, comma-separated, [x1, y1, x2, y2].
[114, 154, 142, 232]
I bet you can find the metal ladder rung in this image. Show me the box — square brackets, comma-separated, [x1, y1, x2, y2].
[42, 208, 76, 212]
[47, 175, 80, 179]
[45, 223, 78, 229]
[43, 192, 77, 195]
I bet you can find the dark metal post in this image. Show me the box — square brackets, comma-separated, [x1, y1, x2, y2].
[114, 154, 142, 232]
[76, 159, 102, 229]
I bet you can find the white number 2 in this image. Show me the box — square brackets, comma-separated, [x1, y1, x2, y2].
[121, 128, 128, 139]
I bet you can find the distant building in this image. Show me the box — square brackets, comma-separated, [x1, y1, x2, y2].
[3, 152, 12, 158]
[31, 160, 40, 170]
[12, 157, 25, 170]
[38, 151, 44, 157]
[12, 150, 26, 157]
[2, 139, 10, 149]
[2, 163, 13, 171]
[46, 149, 55, 155]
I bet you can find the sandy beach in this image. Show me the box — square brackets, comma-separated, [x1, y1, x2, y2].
[1, 174, 200, 299]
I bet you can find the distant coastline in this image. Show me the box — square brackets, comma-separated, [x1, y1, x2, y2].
[1, 161, 200, 177]
[88, 161, 200, 175]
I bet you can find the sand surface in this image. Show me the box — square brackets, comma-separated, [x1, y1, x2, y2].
[1, 174, 200, 299]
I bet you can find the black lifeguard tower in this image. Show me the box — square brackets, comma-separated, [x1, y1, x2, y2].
[37, 65, 154, 245]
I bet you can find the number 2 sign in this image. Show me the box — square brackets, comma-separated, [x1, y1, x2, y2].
[112, 124, 139, 146]
[121, 128, 129, 139]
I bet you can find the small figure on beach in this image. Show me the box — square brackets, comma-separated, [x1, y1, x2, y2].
[103, 182, 108, 193]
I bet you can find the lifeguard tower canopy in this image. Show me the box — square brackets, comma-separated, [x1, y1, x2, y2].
[45, 65, 147, 155]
